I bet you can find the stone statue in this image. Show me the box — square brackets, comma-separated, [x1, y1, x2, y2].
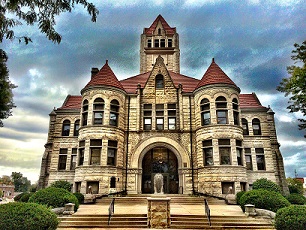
[154, 173, 164, 194]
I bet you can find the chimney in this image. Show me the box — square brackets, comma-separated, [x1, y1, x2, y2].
[91, 67, 99, 79]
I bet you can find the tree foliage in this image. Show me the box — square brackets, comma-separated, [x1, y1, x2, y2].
[11, 172, 31, 192]
[277, 40, 306, 137]
[0, 50, 16, 127]
[286, 177, 304, 194]
[0, 0, 99, 125]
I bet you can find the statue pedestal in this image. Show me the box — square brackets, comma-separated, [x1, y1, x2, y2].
[147, 197, 171, 228]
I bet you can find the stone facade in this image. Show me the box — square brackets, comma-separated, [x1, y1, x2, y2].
[38, 15, 288, 197]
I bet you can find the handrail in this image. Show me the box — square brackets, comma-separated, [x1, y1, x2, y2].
[108, 198, 115, 225]
[204, 198, 211, 226]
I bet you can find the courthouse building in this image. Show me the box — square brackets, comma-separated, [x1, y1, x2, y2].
[38, 15, 288, 197]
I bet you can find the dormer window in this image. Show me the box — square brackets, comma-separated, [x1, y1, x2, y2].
[156, 74, 164, 89]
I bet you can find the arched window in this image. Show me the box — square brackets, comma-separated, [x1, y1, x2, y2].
[232, 98, 239, 125]
[93, 98, 104, 125]
[252, 118, 261, 135]
[82, 100, 88, 126]
[200, 98, 210, 125]
[62, 120, 70, 136]
[216, 96, 228, 124]
[74, 119, 80, 136]
[110, 176, 116, 188]
[110, 99, 119, 127]
[158, 28, 161, 35]
[241, 118, 249, 135]
[156, 74, 164, 89]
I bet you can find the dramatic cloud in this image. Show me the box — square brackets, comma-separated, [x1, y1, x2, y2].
[1, 1, 305, 182]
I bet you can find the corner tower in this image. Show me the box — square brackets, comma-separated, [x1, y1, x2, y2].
[140, 15, 180, 74]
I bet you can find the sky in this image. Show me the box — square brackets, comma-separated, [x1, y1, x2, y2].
[1, 0, 305, 184]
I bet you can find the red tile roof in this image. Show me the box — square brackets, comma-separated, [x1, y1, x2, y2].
[59, 95, 82, 109]
[196, 59, 238, 89]
[239, 93, 266, 108]
[83, 60, 125, 91]
[144, 14, 176, 35]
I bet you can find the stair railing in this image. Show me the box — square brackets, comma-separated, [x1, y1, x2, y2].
[108, 198, 115, 225]
[204, 198, 211, 226]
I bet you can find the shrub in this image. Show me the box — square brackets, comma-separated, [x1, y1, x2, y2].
[29, 187, 79, 211]
[73, 192, 84, 204]
[0, 202, 58, 230]
[275, 205, 306, 230]
[252, 178, 282, 193]
[50, 180, 72, 191]
[286, 193, 306, 205]
[236, 191, 246, 205]
[287, 177, 304, 194]
[239, 189, 290, 213]
[14, 192, 28, 202]
[19, 192, 33, 202]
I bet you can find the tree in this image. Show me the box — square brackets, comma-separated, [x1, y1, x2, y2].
[0, 0, 99, 126]
[0, 175, 13, 185]
[286, 177, 304, 194]
[0, 50, 16, 127]
[277, 40, 306, 137]
[11, 172, 31, 192]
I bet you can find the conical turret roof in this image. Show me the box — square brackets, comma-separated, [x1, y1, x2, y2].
[196, 58, 238, 89]
[83, 60, 125, 92]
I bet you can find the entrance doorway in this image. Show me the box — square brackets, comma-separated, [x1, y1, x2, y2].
[142, 147, 179, 194]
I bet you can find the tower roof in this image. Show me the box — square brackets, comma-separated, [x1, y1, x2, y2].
[196, 58, 238, 89]
[144, 14, 176, 35]
[82, 60, 125, 92]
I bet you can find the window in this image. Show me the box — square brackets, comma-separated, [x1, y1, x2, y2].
[90, 139, 102, 165]
[236, 140, 243, 166]
[256, 148, 265, 170]
[252, 118, 261, 135]
[82, 100, 88, 126]
[222, 182, 234, 194]
[156, 104, 164, 130]
[155, 74, 164, 89]
[107, 140, 117, 166]
[93, 98, 104, 125]
[232, 98, 239, 125]
[200, 98, 210, 125]
[154, 39, 159, 47]
[168, 104, 176, 130]
[147, 39, 152, 48]
[242, 118, 249, 135]
[160, 39, 165, 47]
[70, 148, 77, 170]
[78, 141, 85, 166]
[216, 96, 228, 124]
[62, 120, 70, 136]
[219, 139, 231, 165]
[58, 148, 67, 170]
[110, 100, 119, 126]
[110, 176, 116, 188]
[245, 148, 252, 170]
[143, 104, 152, 130]
[74, 120, 80, 136]
[168, 39, 172, 47]
[203, 140, 213, 166]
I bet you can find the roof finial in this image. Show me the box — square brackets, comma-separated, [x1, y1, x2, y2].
[212, 58, 215, 63]
[106, 60, 108, 64]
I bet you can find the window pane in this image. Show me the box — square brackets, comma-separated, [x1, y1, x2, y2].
[160, 39, 165, 47]
[220, 147, 231, 165]
[168, 39, 172, 47]
[144, 118, 151, 124]
[90, 148, 101, 165]
[154, 39, 159, 47]
[204, 148, 214, 166]
[218, 139, 230, 145]
[245, 155, 252, 170]
[256, 155, 265, 170]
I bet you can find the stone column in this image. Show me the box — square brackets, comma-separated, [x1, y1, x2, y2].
[147, 197, 171, 228]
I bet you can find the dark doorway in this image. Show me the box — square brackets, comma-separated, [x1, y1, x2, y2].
[142, 147, 179, 194]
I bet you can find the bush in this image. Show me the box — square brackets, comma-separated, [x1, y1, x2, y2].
[253, 178, 282, 193]
[275, 205, 306, 230]
[286, 193, 306, 205]
[19, 192, 33, 202]
[14, 192, 28, 202]
[239, 189, 290, 213]
[236, 191, 246, 205]
[0, 202, 58, 230]
[73, 192, 84, 204]
[29, 187, 79, 211]
[50, 180, 72, 191]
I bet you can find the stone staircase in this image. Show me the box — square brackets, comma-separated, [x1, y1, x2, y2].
[57, 195, 275, 229]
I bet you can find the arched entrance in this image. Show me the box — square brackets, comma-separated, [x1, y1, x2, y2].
[142, 147, 179, 194]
